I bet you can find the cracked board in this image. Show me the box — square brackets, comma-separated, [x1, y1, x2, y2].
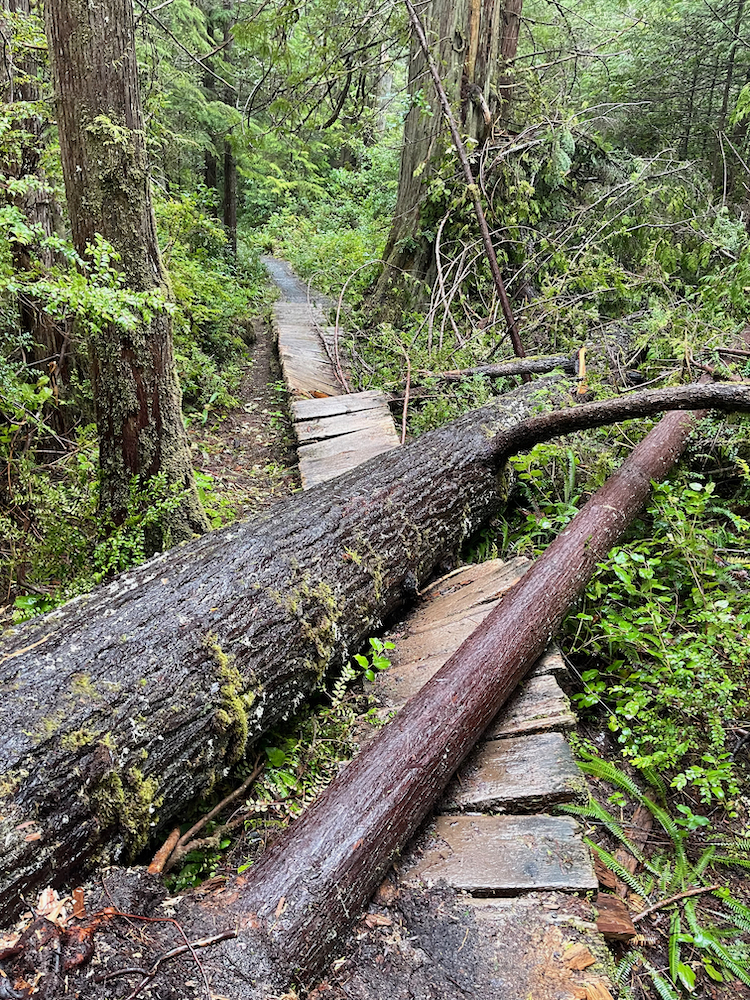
[404, 815, 598, 896]
[292, 390, 400, 489]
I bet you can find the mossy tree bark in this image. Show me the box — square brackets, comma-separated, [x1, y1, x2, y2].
[377, 0, 524, 295]
[44, 0, 209, 541]
[1, 380, 749, 921]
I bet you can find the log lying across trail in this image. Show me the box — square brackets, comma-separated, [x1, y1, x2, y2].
[201, 400, 715, 997]
[1, 381, 748, 919]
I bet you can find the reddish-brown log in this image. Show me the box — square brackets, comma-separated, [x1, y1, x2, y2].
[215, 405, 708, 991]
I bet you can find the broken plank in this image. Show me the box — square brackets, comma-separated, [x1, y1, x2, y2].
[487, 673, 576, 739]
[292, 390, 389, 421]
[407, 814, 598, 895]
[297, 424, 400, 462]
[442, 732, 587, 813]
[295, 409, 399, 444]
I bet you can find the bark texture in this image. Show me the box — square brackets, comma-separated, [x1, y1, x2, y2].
[44, 0, 208, 540]
[378, 0, 523, 289]
[1, 381, 748, 920]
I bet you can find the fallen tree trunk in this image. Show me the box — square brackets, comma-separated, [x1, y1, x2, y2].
[1, 380, 748, 918]
[204, 402, 711, 995]
[10, 396, 719, 999]
[438, 354, 576, 381]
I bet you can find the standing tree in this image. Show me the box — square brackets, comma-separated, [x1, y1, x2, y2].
[44, 0, 209, 543]
[378, 0, 524, 289]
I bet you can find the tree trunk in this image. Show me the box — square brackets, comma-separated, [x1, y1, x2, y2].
[44, 0, 209, 542]
[223, 138, 238, 255]
[1, 380, 748, 920]
[378, 0, 523, 291]
[221, 403, 708, 993]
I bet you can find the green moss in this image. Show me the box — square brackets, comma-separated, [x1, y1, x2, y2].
[31, 711, 66, 742]
[71, 673, 99, 700]
[203, 632, 256, 764]
[90, 757, 161, 858]
[269, 572, 343, 681]
[60, 728, 100, 751]
[0, 768, 28, 799]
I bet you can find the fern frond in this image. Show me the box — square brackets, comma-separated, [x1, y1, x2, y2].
[586, 840, 650, 897]
[693, 846, 716, 879]
[557, 801, 602, 821]
[715, 890, 750, 934]
[641, 958, 682, 1000]
[712, 835, 750, 854]
[712, 854, 750, 872]
[702, 934, 750, 987]
[560, 797, 647, 862]
[641, 766, 668, 798]
[578, 754, 645, 803]
[615, 949, 643, 986]
[668, 909, 680, 983]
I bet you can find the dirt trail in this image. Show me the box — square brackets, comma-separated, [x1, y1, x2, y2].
[189, 313, 300, 519]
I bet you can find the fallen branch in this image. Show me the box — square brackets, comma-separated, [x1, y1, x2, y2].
[438, 354, 575, 381]
[632, 884, 722, 923]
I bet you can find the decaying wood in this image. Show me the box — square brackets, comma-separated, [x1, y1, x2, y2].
[438, 354, 576, 381]
[0, 380, 748, 922]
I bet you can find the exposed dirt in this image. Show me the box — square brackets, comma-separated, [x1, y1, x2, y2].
[188, 314, 300, 518]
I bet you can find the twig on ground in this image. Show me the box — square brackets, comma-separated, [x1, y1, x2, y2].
[632, 884, 721, 923]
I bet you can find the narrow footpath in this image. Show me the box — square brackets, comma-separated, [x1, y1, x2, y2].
[263, 259, 617, 1000]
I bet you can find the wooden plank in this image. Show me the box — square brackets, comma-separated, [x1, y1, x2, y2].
[295, 407, 397, 444]
[293, 390, 388, 421]
[299, 436, 400, 488]
[487, 674, 576, 739]
[441, 732, 587, 812]
[407, 814, 597, 894]
[297, 422, 400, 462]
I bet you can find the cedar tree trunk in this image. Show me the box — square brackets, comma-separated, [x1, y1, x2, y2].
[44, 0, 209, 541]
[378, 0, 523, 290]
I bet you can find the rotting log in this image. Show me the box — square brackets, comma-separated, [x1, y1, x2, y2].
[0, 381, 748, 920]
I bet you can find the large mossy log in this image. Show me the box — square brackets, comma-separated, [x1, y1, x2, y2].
[1, 380, 748, 918]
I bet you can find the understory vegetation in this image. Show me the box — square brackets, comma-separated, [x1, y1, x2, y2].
[3, 0, 750, 994]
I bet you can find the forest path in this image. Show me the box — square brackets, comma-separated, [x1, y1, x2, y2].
[262, 255, 400, 488]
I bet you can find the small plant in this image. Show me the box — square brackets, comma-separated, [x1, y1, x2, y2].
[562, 752, 750, 996]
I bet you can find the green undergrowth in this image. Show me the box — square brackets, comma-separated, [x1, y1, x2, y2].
[473, 433, 750, 808]
[561, 751, 750, 997]
[0, 191, 263, 616]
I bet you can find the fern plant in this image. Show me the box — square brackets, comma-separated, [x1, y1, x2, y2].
[561, 751, 750, 995]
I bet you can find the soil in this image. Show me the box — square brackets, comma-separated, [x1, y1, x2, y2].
[188, 314, 300, 518]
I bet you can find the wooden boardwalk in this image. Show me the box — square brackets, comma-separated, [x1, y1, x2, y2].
[262, 258, 613, 996]
[262, 256, 400, 488]
[358, 559, 616, 999]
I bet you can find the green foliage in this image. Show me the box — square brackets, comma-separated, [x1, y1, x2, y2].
[258, 140, 400, 298]
[563, 753, 750, 996]
[155, 192, 264, 413]
[568, 473, 750, 802]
